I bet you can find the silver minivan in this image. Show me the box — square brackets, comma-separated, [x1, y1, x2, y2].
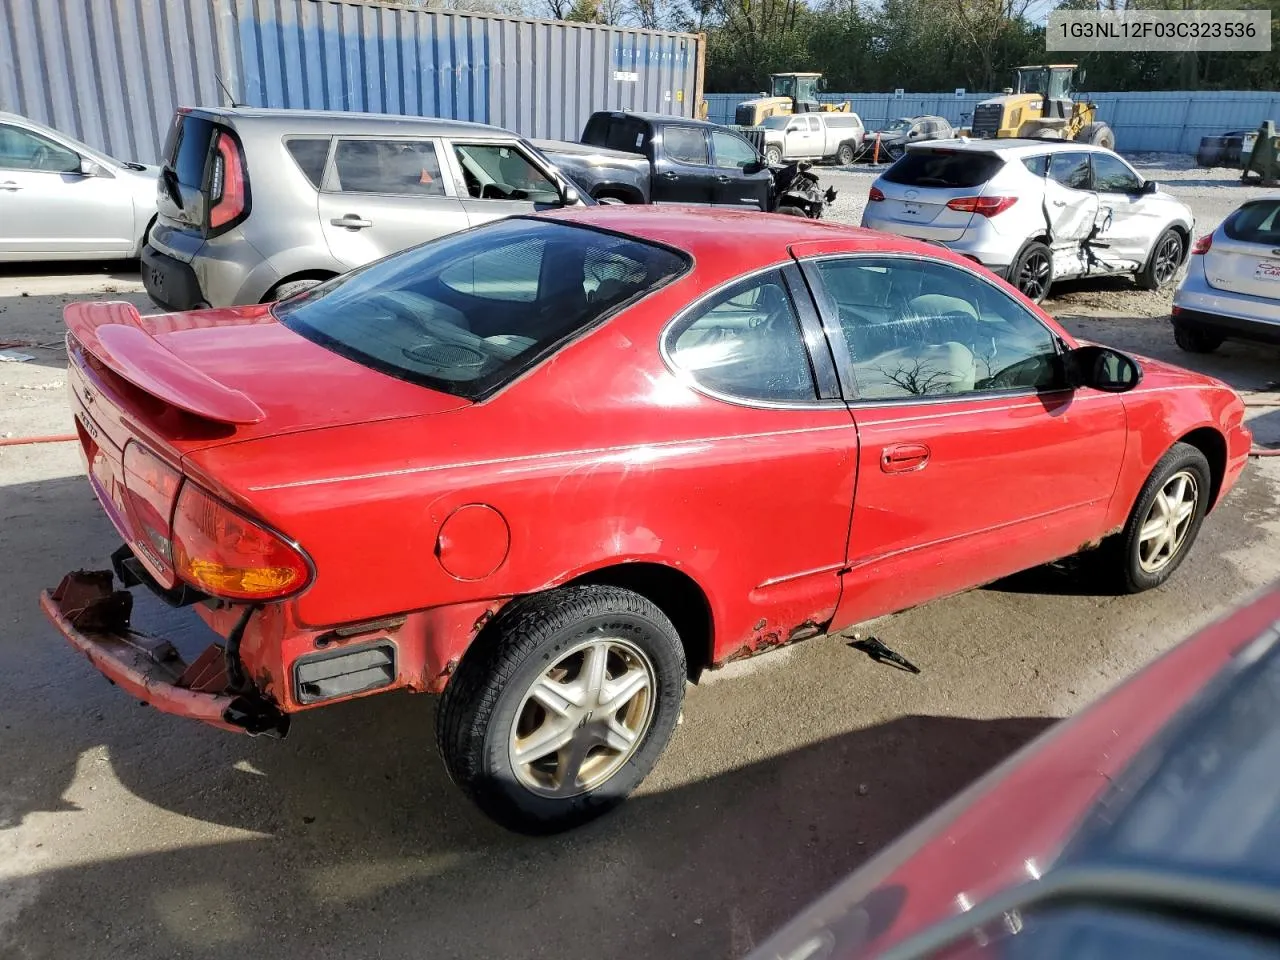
[142, 108, 587, 310]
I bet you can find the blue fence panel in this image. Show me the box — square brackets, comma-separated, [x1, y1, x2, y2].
[706, 89, 1280, 154]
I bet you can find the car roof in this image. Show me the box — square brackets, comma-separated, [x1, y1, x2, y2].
[183, 106, 515, 138]
[906, 137, 1117, 158]
[593, 110, 722, 130]
[542, 205, 950, 263]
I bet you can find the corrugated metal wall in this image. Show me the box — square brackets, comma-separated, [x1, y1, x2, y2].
[0, 0, 702, 163]
[705, 90, 1280, 155]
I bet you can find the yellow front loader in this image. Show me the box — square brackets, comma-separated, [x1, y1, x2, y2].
[732, 73, 851, 127]
[968, 65, 1115, 149]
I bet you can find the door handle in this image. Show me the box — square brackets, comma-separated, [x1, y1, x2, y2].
[331, 215, 372, 229]
[716, 174, 732, 182]
[660, 171, 679, 180]
[880, 442, 931, 473]
[0, 181, 21, 191]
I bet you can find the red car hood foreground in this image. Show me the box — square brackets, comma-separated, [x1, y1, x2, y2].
[66, 301, 468, 446]
[749, 583, 1280, 959]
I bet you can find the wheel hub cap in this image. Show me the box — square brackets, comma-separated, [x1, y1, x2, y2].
[508, 637, 656, 798]
[1138, 470, 1198, 574]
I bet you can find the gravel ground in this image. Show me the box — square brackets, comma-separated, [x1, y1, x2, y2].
[1, 161, 1279, 960]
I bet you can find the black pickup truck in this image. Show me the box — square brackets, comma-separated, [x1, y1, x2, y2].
[537, 111, 830, 215]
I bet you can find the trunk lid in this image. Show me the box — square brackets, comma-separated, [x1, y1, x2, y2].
[1203, 199, 1280, 299]
[871, 147, 1004, 241]
[66, 301, 470, 586]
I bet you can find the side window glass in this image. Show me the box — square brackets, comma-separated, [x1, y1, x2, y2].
[333, 139, 445, 196]
[1092, 152, 1142, 193]
[285, 137, 331, 188]
[451, 143, 559, 203]
[669, 271, 817, 403]
[0, 125, 80, 173]
[813, 258, 1059, 400]
[808, 117, 821, 132]
[1049, 152, 1091, 190]
[1022, 155, 1049, 177]
[664, 126, 708, 165]
[712, 131, 757, 170]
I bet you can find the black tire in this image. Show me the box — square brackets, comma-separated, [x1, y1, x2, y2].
[1098, 442, 1212, 594]
[1174, 323, 1224, 354]
[776, 204, 809, 217]
[1009, 241, 1053, 303]
[436, 585, 686, 834]
[265, 276, 328, 303]
[1078, 122, 1116, 150]
[836, 142, 856, 165]
[765, 145, 783, 165]
[1136, 228, 1184, 291]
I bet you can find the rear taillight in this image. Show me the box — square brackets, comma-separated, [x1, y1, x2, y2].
[947, 196, 1017, 217]
[208, 131, 246, 229]
[123, 442, 182, 567]
[869, 186, 885, 201]
[172, 483, 310, 601]
[1191, 234, 1212, 255]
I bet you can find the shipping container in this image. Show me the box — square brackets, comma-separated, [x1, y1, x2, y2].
[0, 0, 705, 163]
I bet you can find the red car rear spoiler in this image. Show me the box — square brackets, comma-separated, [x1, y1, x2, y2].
[64, 301, 266, 425]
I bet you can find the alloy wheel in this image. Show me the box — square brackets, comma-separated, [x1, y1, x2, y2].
[1017, 251, 1051, 301]
[1138, 470, 1199, 574]
[508, 636, 656, 798]
[1152, 235, 1182, 286]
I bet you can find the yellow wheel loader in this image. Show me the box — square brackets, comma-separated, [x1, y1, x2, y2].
[733, 73, 851, 127]
[968, 65, 1115, 149]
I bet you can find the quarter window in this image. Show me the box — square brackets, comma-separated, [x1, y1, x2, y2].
[1022, 155, 1049, 177]
[1049, 152, 1092, 191]
[1092, 152, 1142, 193]
[812, 258, 1059, 400]
[285, 137, 331, 188]
[669, 271, 817, 403]
[664, 126, 708, 165]
[333, 138, 445, 196]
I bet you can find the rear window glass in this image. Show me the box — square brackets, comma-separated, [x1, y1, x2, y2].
[286, 137, 330, 188]
[1224, 200, 1280, 244]
[274, 219, 689, 400]
[163, 114, 216, 188]
[881, 150, 1002, 188]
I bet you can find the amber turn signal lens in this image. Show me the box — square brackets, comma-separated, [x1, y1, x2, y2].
[171, 483, 310, 601]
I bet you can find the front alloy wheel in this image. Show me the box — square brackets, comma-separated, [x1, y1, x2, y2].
[1137, 470, 1198, 574]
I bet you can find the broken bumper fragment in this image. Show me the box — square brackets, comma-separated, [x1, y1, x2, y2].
[39, 570, 288, 737]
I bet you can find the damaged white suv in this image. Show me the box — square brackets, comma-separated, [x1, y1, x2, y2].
[862, 139, 1193, 303]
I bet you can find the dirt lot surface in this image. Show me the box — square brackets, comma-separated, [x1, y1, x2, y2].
[2, 158, 1279, 960]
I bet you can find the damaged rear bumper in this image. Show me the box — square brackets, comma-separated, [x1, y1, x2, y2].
[40, 570, 289, 737]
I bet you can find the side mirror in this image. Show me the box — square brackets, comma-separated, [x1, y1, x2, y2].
[1141, 179, 1158, 194]
[744, 159, 766, 174]
[79, 157, 105, 177]
[1064, 345, 1141, 393]
[560, 184, 581, 206]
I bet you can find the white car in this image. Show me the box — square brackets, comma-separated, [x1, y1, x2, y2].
[862, 139, 1194, 303]
[1172, 196, 1280, 353]
[760, 112, 865, 166]
[0, 112, 158, 262]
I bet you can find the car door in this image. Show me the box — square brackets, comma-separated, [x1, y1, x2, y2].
[779, 116, 812, 160]
[651, 124, 712, 204]
[317, 136, 468, 269]
[1044, 151, 1102, 279]
[663, 265, 858, 652]
[0, 122, 135, 258]
[1090, 151, 1163, 272]
[796, 250, 1128, 629]
[805, 116, 824, 157]
[709, 129, 770, 209]
[444, 139, 567, 227]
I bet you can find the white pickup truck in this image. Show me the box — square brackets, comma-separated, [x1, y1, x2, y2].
[759, 112, 866, 165]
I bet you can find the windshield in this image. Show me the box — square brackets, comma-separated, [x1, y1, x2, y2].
[761, 116, 791, 131]
[274, 218, 689, 400]
[883, 119, 912, 133]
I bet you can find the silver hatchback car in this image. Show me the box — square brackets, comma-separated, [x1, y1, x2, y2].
[1172, 195, 1280, 353]
[862, 139, 1193, 302]
[143, 108, 587, 310]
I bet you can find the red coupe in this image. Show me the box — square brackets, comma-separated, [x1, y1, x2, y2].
[42, 207, 1250, 832]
